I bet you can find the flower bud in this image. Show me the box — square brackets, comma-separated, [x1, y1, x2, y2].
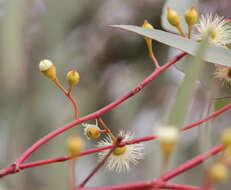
[156, 126, 179, 158]
[66, 70, 80, 87]
[39, 59, 56, 80]
[209, 163, 229, 183]
[142, 20, 154, 30]
[167, 8, 181, 27]
[222, 129, 231, 148]
[184, 6, 198, 26]
[67, 136, 84, 155]
[142, 20, 154, 43]
[85, 125, 101, 139]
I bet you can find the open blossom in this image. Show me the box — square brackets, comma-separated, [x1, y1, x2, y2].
[213, 65, 231, 86]
[97, 130, 144, 173]
[195, 14, 231, 47]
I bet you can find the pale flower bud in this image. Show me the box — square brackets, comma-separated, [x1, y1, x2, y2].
[156, 126, 179, 157]
[39, 59, 56, 80]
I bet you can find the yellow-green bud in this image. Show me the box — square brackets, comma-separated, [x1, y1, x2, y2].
[222, 129, 231, 148]
[113, 146, 127, 156]
[142, 20, 154, 43]
[184, 6, 198, 26]
[39, 59, 56, 80]
[142, 20, 154, 30]
[86, 125, 101, 139]
[67, 136, 84, 155]
[167, 8, 181, 27]
[66, 70, 80, 87]
[209, 163, 229, 183]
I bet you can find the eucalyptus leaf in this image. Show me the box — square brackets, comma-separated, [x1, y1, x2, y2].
[167, 33, 209, 128]
[111, 25, 231, 67]
[161, 0, 198, 34]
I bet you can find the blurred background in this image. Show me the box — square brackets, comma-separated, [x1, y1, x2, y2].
[0, 0, 231, 189]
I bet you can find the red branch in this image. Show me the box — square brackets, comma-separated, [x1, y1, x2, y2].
[72, 144, 223, 190]
[2, 97, 231, 177]
[181, 102, 231, 131]
[74, 180, 213, 190]
[19, 136, 156, 170]
[1, 51, 230, 182]
[16, 99, 231, 172]
[159, 144, 224, 181]
[12, 52, 186, 165]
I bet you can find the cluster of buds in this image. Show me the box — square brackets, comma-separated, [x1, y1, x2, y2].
[39, 59, 82, 156]
[39, 59, 80, 94]
[167, 6, 198, 39]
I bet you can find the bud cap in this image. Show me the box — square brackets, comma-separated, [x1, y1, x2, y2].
[156, 126, 179, 142]
[39, 59, 56, 80]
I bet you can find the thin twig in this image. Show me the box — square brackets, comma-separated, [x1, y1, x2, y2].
[74, 180, 213, 190]
[98, 117, 116, 142]
[158, 144, 224, 181]
[54, 78, 79, 119]
[79, 137, 123, 187]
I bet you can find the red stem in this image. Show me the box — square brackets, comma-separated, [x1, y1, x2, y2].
[2, 96, 231, 177]
[181, 102, 231, 131]
[2, 95, 230, 178]
[14, 52, 186, 166]
[19, 136, 156, 170]
[16, 99, 231, 171]
[159, 144, 224, 181]
[79, 137, 123, 187]
[74, 180, 213, 190]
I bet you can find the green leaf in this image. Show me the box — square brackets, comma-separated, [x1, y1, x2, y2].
[110, 25, 231, 67]
[214, 97, 231, 112]
[167, 33, 209, 128]
[161, 0, 198, 34]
